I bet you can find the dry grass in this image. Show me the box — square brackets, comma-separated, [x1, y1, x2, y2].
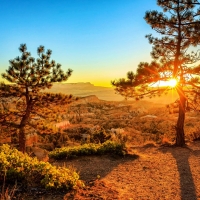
[0, 176, 17, 200]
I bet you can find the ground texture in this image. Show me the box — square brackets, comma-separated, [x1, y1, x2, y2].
[14, 141, 200, 200]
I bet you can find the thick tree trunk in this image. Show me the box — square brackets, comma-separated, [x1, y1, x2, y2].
[175, 86, 186, 146]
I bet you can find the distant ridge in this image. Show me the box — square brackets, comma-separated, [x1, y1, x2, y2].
[43, 82, 178, 103]
[74, 95, 100, 104]
[44, 82, 124, 101]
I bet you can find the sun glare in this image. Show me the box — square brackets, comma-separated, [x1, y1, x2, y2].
[152, 78, 178, 88]
[167, 78, 177, 87]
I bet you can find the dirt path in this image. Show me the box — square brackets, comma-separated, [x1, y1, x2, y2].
[23, 141, 200, 199]
[56, 141, 200, 200]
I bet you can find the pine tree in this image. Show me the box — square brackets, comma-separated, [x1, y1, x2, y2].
[0, 44, 73, 152]
[112, 0, 200, 146]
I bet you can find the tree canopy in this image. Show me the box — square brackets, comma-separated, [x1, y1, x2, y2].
[112, 0, 200, 146]
[0, 44, 74, 152]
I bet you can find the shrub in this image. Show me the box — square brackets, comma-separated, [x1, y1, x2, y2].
[49, 140, 127, 160]
[0, 144, 83, 190]
[90, 128, 110, 144]
[97, 140, 126, 155]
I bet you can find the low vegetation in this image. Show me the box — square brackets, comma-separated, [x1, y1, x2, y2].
[49, 140, 127, 160]
[0, 144, 83, 191]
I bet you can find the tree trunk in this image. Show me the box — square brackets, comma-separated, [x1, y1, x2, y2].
[18, 100, 33, 153]
[175, 86, 186, 146]
[19, 126, 26, 153]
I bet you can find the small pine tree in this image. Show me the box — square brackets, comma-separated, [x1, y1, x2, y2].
[0, 44, 73, 152]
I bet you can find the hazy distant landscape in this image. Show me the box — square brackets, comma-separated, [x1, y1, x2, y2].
[44, 82, 124, 101]
[45, 82, 179, 104]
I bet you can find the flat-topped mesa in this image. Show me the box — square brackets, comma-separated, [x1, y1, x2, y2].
[53, 82, 94, 88]
[74, 95, 100, 104]
[67, 82, 94, 87]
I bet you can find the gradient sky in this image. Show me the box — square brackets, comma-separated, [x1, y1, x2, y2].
[0, 0, 161, 87]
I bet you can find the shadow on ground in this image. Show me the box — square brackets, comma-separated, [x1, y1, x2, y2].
[53, 153, 139, 199]
[158, 142, 200, 200]
[53, 153, 139, 184]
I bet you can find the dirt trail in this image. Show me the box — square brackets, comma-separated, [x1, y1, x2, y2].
[60, 141, 200, 200]
[23, 141, 200, 199]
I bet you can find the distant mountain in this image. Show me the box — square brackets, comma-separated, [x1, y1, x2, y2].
[44, 82, 124, 101]
[44, 82, 178, 103]
[74, 95, 101, 104]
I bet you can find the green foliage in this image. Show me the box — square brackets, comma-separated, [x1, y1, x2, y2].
[2, 44, 72, 86]
[49, 140, 127, 160]
[0, 44, 74, 152]
[111, 0, 200, 146]
[112, 0, 200, 100]
[97, 140, 126, 155]
[0, 144, 82, 190]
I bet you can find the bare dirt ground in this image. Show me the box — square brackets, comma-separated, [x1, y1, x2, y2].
[53, 141, 200, 200]
[15, 141, 200, 200]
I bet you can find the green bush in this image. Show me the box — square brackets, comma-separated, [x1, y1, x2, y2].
[49, 140, 126, 160]
[0, 144, 83, 190]
[97, 140, 126, 155]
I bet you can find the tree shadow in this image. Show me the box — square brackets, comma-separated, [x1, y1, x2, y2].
[53, 153, 139, 184]
[159, 144, 200, 200]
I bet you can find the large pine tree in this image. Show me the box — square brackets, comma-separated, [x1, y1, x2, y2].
[0, 44, 73, 152]
[112, 0, 200, 146]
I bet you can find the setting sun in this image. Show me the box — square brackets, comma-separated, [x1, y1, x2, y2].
[167, 78, 178, 87]
[152, 78, 178, 88]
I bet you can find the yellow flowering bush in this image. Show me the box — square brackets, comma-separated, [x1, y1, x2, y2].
[49, 140, 126, 160]
[0, 144, 83, 190]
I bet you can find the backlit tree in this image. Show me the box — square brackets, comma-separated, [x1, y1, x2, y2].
[112, 0, 200, 146]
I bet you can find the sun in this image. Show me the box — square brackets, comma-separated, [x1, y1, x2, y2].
[150, 78, 178, 88]
[167, 78, 178, 87]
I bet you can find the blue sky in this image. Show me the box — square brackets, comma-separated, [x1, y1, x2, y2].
[0, 0, 160, 87]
